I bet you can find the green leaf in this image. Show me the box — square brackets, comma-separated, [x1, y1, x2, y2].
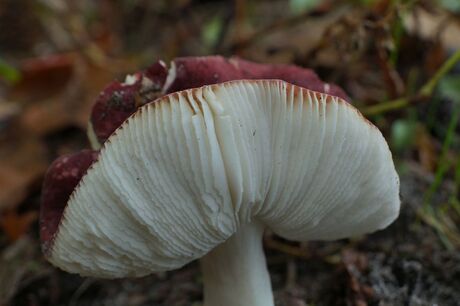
[389, 13, 404, 66]
[202, 16, 223, 48]
[0, 58, 20, 84]
[438, 75, 460, 102]
[391, 119, 417, 152]
[289, 0, 320, 14]
[354, 0, 378, 6]
[440, 0, 460, 13]
[423, 102, 460, 209]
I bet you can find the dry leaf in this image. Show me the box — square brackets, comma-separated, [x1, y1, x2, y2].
[404, 7, 460, 50]
[0, 137, 47, 211]
[8, 53, 76, 102]
[18, 56, 134, 136]
[0, 210, 37, 241]
[415, 126, 438, 173]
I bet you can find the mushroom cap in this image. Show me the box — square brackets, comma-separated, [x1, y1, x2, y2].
[40, 150, 99, 254]
[89, 56, 348, 145]
[89, 61, 169, 145]
[41, 80, 399, 278]
[165, 56, 348, 99]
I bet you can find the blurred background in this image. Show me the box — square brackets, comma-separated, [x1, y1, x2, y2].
[0, 0, 459, 305]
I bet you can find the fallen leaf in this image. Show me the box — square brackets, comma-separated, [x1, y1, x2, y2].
[415, 126, 438, 173]
[404, 7, 460, 50]
[18, 56, 136, 136]
[8, 53, 76, 102]
[0, 210, 37, 241]
[0, 137, 47, 211]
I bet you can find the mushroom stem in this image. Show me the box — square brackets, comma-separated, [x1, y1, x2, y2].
[200, 221, 274, 306]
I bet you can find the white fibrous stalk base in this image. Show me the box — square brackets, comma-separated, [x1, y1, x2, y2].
[201, 221, 273, 306]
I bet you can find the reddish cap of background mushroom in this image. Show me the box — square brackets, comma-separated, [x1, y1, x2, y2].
[88, 56, 348, 147]
[40, 149, 99, 254]
[231, 58, 346, 99]
[88, 61, 169, 147]
[166, 56, 347, 100]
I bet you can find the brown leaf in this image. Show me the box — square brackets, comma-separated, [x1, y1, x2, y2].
[18, 56, 135, 136]
[0, 137, 47, 211]
[0, 210, 37, 241]
[8, 53, 76, 102]
[403, 7, 460, 50]
[1, 54, 136, 213]
[415, 126, 438, 173]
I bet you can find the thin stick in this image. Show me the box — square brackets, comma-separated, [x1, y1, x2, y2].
[361, 49, 460, 116]
[361, 97, 411, 116]
[420, 49, 460, 97]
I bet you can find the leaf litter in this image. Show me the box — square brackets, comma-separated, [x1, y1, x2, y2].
[1, 0, 460, 305]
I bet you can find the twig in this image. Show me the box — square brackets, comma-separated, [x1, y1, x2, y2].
[284, 259, 297, 290]
[234, 0, 247, 44]
[361, 96, 412, 117]
[416, 208, 460, 248]
[420, 49, 460, 96]
[264, 237, 310, 260]
[423, 104, 460, 207]
[417, 94, 460, 249]
[69, 278, 96, 306]
[361, 49, 460, 116]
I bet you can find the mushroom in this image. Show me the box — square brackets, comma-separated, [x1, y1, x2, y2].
[88, 56, 348, 148]
[41, 80, 400, 306]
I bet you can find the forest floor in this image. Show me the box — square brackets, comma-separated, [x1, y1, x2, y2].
[1, 1, 460, 305]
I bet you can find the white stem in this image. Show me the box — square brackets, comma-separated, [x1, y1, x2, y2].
[200, 221, 274, 306]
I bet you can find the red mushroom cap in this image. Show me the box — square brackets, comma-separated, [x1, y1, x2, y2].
[231, 58, 347, 99]
[89, 56, 348, 146]
[166, 56, 348, 100]
[89, 61, 169, 145]
[40, 149, 99, 255]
